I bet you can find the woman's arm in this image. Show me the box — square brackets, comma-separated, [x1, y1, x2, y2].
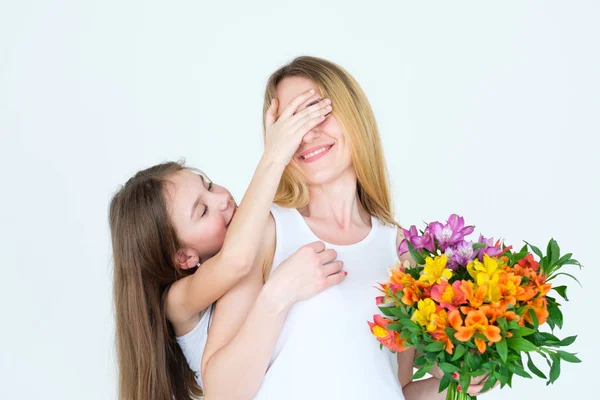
[201, 223, 345, 400]
[168, 91, 333, 323]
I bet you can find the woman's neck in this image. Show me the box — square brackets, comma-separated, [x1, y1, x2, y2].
[300, 168, 370, 230]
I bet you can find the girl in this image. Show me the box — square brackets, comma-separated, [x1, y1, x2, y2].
[201, 56, 494, 399]
[109, 89, 346, 400]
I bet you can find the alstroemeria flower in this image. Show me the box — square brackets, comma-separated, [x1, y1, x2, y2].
[411, 298, 438, 331]
[474, 235, 505, 260]
[419, 255, 453, 285]
[431, 280, 467, 311]
[429, 214, 475, 252]
[368, 315, 406, 352]
[517, 254, 540, 271]
[398, 225, 436, 254]
[448, 310, 502, 352]
[467, 254, 501, 287]
[521, 297, 549, 326]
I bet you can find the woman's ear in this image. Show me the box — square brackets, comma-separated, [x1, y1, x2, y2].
[175, 248, 200, 270]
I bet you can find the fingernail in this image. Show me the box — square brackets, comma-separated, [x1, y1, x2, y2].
[457, 385, 462, 392]
[452, 373, 458, 379]
[344, 271, 348, 276]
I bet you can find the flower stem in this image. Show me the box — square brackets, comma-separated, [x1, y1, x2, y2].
[446, 381, 476, 400]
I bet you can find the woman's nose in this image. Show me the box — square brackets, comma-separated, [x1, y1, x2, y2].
[302, 128, 321, 143]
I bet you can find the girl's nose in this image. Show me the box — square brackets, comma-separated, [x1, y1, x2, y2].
[217, 194, 230, 211]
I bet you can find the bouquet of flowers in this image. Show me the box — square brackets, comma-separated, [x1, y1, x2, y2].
[368, 215, 582, 400]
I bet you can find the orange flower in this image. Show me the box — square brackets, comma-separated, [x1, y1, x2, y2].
[368, 315, 407, 352]
[517, 254, 540, 271]
[449, 310, 502, 350]
[430, 280, 467, 311]
[521, 297, 549, 326]
[402, 287, 421, 306]
[431, 330, 455, 355]
[460, 280, 487, 309]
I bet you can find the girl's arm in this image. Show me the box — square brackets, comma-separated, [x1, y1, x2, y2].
[168, 91, 332, 324]
[201, 224, 346, 400]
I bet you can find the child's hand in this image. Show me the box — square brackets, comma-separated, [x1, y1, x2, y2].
[266, 241, 345, 307]
[264, 89, 332, 166]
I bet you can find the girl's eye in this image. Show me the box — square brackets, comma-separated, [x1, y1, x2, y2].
[208, 182, 213, 191]
[201, 205, 208, 218]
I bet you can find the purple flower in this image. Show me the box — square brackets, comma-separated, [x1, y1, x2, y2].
[474, 235, 504, 260]
[398, 225, 436, 254]
[454, 240, 475, 266]
[443, 240, 475, 269]
[429, 214, 475, 252]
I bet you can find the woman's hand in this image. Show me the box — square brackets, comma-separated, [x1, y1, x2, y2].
[265, 241, 345, 309]
[429, 364, 500, 396]
[263, 89, 332, 166]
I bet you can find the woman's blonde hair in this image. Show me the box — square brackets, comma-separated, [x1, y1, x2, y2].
[262, 56, 398, 226]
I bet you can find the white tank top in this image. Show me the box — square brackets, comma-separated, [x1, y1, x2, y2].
[175, 304, 213, 389]
[253, 205, 405, 400]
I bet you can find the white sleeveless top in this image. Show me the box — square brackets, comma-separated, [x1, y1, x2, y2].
[175, 304, 212, 389]
[253, 205, 405, 400]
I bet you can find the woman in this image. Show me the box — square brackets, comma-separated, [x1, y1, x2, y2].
[201, 56, 493, 399]
[109, 90, 346, 400]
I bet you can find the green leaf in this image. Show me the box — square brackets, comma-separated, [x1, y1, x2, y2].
[528, 308, 540, 329]
[538, 332, 560, 344]
[407, 241, 426, 265]
[451, 344, 467, 362]
[412, 362, 434, 380]
[378, 306, 397, 317]
[556, 253, 573, 266]
[515, 327, 536, 337]
[562, 258, 583, 268]
[473, 243, 487, 250]
[526, 354, 547, 379]
[439, 362, 461, 374]
[438, 374, 452, 393]
[508, 363, 533, 379]
[557, 351, 582, 363]
[557, 335, 577, 347]
[548, 353, 561, 384]
[553, 286, 569, 301]
[414, 356, 427, 367]
[548, 239, 560, 267]
[465, 350, 478, 370]
[548, 272, 582, 287]
[386, 323, 402, 332]
[548, 304, 564, 329]
[497, 339, 508, 363]
[512, 251, 530, 264]
[525, 241, 543, 259]
[459, 370, 471, 394]
[507, 337, 538, 352]
[497, 317, 508, 332]
[481, 375, 498, 393]
[424, 341, 446, 352]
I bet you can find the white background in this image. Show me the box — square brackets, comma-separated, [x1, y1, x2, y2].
[1, 1, 598, 399]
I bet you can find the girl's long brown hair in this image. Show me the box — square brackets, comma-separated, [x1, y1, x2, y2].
[109, 161, 203, 400]
[262, 56, 399, 227]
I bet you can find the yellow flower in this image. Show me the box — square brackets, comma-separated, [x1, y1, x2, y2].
[467, 254, 501, 285]
[419, 255, 453, 285]
[411, 298, 438, 331]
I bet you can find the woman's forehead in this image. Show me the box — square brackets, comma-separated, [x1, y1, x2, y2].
[275, 76, 318, 109]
